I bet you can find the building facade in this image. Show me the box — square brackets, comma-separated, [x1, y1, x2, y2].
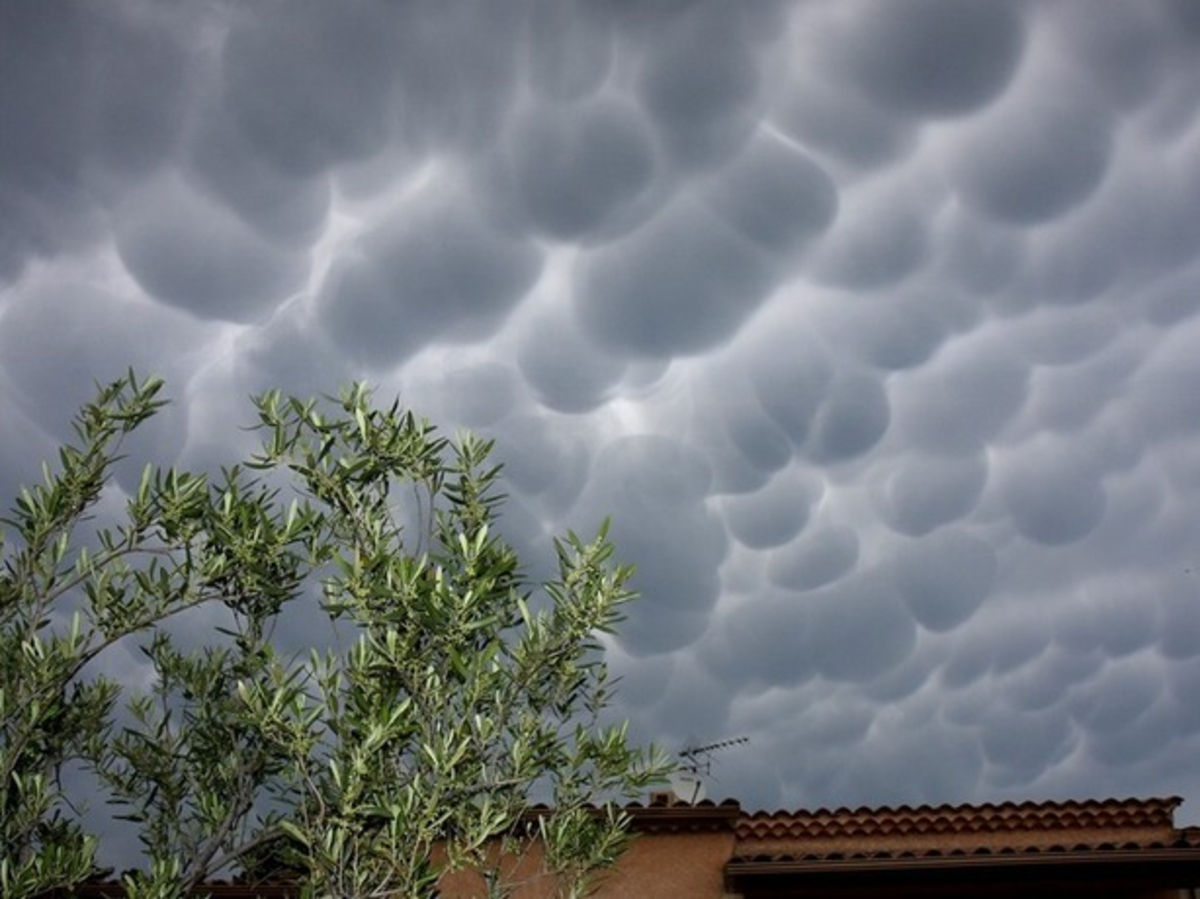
[67, 796, 1200, 898]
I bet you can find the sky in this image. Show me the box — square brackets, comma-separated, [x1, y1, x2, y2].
[3, 0, 1200, 842]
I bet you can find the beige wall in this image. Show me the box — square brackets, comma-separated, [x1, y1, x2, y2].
[591, 832, 734, 898]
[438, 831, 736, 898]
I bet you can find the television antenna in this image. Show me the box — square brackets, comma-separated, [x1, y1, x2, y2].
[679, 736, 749, 776]
[668, 736, 749, 803]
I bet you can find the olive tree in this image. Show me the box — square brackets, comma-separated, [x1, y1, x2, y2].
[0, 373, 669, 899]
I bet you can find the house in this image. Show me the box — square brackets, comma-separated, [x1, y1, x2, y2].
[65, 795, 1200, 898]
[444, 794, 1200, 898]
[724, 794, 1200, 899]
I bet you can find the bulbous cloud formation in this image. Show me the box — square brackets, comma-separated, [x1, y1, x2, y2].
[4, 0, 1200, 850]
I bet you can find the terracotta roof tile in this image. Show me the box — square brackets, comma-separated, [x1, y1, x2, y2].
[733, 796, 1185, 861]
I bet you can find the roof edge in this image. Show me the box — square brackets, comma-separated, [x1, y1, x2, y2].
[727, 845, 1200, 879]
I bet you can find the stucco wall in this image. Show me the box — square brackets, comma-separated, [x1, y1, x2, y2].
[438, 830, 737, 898]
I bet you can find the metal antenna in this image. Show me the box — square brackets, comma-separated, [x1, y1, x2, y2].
[678, 736, 749, 777]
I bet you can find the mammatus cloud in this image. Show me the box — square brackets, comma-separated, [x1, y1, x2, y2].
[115, 173, 311, 320]
[834, 0, 1024, 119]
[3, 1, 1200, 864]
[318, 186, 543, 367]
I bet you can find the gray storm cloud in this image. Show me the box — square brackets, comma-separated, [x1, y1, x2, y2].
[572, 433, 728, 656]
[3, 0, 1200, 855]
[872, 451, 988, 537]
[804, 570, 917, 683]
[516, 305, 628, 412]
[722, 470, 819, 550]
[769, 524, 859, 592]
[574, 197, 778, 357]
[486, 99, 659, 243]
[114, 173, 310, 321]
[950, 101, 1114, 226]
[999, 442, 1108, 546]
[892, 530, 997, 632]
[634, 3, 765, 167]
[834, 0, 1024, 118]
[318, 187, 543, 367]
[186, 101, 333, 247]
[0, 281, 200, 464]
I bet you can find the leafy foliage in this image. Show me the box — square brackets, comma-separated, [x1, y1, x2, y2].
[0, 373, 670, 899]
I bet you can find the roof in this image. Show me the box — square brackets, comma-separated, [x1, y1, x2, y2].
[726, 796, 1200, 894]
[735, 795, 1184, 855]
[627, 797, 743, 833]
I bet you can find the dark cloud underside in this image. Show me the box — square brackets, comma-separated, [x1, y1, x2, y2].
[3, 0, 1200, 856]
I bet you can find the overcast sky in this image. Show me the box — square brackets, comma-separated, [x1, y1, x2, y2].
[3, 0, 1200, 843]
